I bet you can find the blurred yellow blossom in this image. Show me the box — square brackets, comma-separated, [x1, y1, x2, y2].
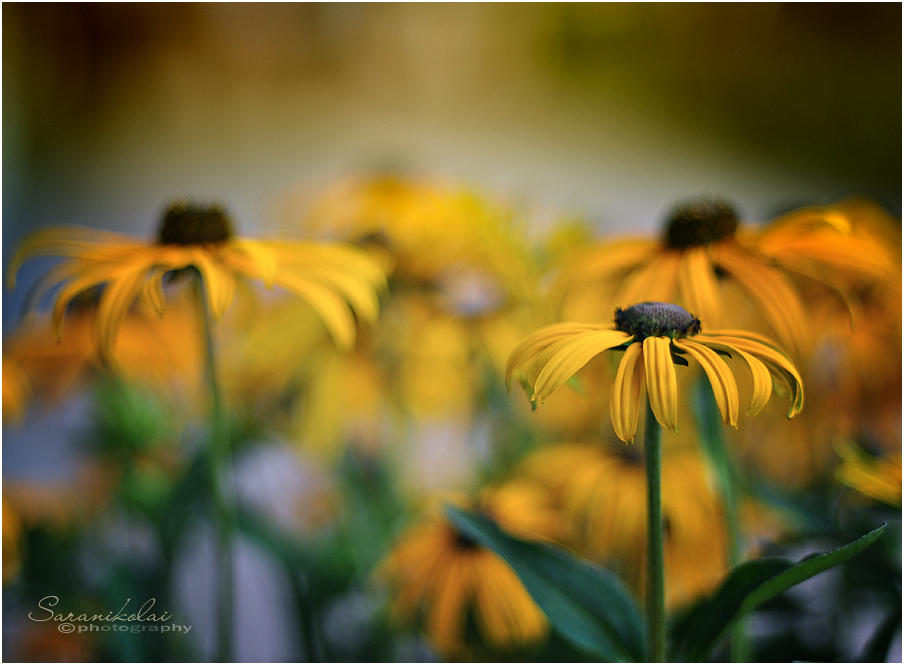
[8, 202, 387, 358]
[834, 439, 902, 507]
[379, 494, 548, 659]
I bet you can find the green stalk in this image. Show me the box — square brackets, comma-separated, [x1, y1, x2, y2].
[199, 279, 234, 662]
[693, 377, 748, 662]
[644, 396, 666, 663]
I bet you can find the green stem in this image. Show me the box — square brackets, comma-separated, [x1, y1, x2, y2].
[693, 378, 748, 662]
[199, 280, 234, 663]
[644, 397, 666, 663]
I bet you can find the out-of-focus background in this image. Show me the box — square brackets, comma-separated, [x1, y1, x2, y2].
[4, 3, 900, 277]
[3, 4, 901, 663]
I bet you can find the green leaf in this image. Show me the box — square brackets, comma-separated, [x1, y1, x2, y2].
[445, 504, 645, 662]
[674, 524, 887, 662]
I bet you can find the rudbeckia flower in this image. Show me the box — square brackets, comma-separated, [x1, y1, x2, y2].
[553, 197, 896, 355]
[379, 496, 548, 659]
[518, 442, 729, 610]
[7, 203, 387, 358]
[506, 301, 804, 442]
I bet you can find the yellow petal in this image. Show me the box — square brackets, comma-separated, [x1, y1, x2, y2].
[193, 251, 237, 320]
[695, 333, 804, 418]
[732, 348, 772, 415]
[674, 339, 739, 427]
[531, 329, 633, 402]
[677, 247, 721, 327]
[642, 336, 678, 431]
[273, 273, 357, 350]
[710, 243, 809, 354]
[228, 239, 278, 288]
[427, 553, 471, 657]
[610, 342, 645, 443]
[96, 266, 151, 359]
[137, 267, 168, 317]
[615, 251, 682, 308]
[504, 323, 613, 386]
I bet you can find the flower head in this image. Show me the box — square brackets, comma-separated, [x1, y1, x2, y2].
[506, 301, 804, 442]
[379, 497, 548, 659]
[8, 202, 387, 358]
[552, 197, 897, 356]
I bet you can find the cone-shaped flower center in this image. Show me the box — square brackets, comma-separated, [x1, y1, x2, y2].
[158, 203, 233, 245]
[614, 302, 701, 341]
[663, 198, 738, 249]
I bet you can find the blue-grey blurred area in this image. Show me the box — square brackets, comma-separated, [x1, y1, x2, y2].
[4, 3, 900, 323]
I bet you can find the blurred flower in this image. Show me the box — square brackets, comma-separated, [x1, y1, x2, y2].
[2, 356, 31, 425]
[13, 624, 95, 662]
[552, 197, 896, 355]
[834, 439, 902, 507]
[379, 493, 549, 659]
[8, 202, 387, 358]
[507, 301, 804, 442]
[518, 442, 728, 610]
[4, 290, 205, 408]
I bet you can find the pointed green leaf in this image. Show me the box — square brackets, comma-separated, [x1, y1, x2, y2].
[445, 504, 645, 662]
[674, 524, 887, 661]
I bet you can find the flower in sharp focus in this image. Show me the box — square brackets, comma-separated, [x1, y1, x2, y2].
[506, 301, 804, 442]
[552, 197, 896, 355]
[8, 202, 387, 359]
[379, 496, 548, 659]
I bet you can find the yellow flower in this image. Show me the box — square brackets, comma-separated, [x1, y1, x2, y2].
[553, 197, 896, 355]
[834, 439, 902, 507]
[379, 498, 548, 659]
[518, 442, 729, 610]
[8, 203, 387, 358]
[506, 301, 804, 442]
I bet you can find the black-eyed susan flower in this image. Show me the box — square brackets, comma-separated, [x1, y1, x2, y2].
[379, 500, 548, 659]
[518, 442, 729, 610]
[506, 301, 804, 443]
[8, 202, 387, 359]
[553, 197, 896, 355]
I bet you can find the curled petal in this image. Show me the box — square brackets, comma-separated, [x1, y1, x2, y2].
[531, 329, 634, 402]
[674, 339, 739, 427]
[696, 333, 804, 418]
[504, 323, 616, 387]
[610, 342, 645, 443]
[642, 336, 678, 432]
[273, 273, 357, 350]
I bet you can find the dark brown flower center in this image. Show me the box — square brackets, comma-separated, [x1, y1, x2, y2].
[614, 302, 701, 341]
[158, 203, 233, 245]
[663, 197, 738, 249]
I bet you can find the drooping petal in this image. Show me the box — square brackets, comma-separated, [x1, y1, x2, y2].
[710, 243, 809, 354]
[193, 250, 238, 320]
[642, 336, 678, 432]
[137, 266, 168, 317]
[96, 265, 153, 358]
[695, 333, 804, 418]
[427, 553, 471, 658]
[674, 339, 738, 427]
[226, 239, 279, 288]
[731, 348, 772, 415]
[50, 264, 124, 341]
[610, 342, 645, 443]
[273, 273, 358, 350]
[677, 247, 721, 327]
[504, 322, 616, 387]
[7, 227, 145, 289]
[531, 329, 634, 402]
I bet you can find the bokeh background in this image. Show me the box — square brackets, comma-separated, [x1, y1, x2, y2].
[3, 3, 901, 662]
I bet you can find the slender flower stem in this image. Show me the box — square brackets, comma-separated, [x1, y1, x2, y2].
[693, 378, 748, 662]
[199, 279, 234, 663]
[644, 397, 666, 663]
